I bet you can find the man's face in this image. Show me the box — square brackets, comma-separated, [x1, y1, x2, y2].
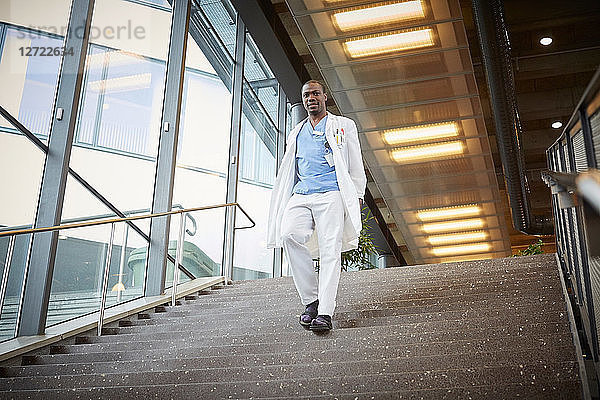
[302, 83, 327, 116]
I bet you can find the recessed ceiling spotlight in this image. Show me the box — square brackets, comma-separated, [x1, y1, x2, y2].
[551, 121, 563, 129]
[539, 37, 553, 46]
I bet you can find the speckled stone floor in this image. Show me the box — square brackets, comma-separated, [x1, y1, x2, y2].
[0, 254, 582, 399]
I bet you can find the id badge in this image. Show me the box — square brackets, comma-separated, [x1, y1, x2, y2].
[324, 153, 335, 167]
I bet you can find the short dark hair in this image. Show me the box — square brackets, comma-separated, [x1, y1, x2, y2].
[302, 80, 326, 94]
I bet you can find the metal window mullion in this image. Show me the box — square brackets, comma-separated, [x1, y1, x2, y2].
[146, 0, 192, 296]
[91, 50, 109, 147]
[17, 0, 95, 337]
[272, 84, 286, 278]
[575, 203, 600, 360]
[222, 16, 246, 283]
[0, 24, 7, 61]
[579, 107, 598, 169]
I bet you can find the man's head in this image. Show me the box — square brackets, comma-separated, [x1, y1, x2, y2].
[302, 80, 327, 117]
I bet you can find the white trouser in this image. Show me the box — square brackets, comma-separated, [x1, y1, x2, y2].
[281, 191, 345, 316]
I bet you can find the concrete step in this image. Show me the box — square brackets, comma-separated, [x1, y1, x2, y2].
[1, 358, 578, 391]
[281, 381, 581, 400]
[126, 295, 567, 328]
[1, 345, 576, 378]
[0, 255, 580, 398]
[102, 306, 567, 340]
[49, 318, 572, 355]
[20, 332, 574, 368]
[168, 276, 563, 305]
[1, 362, 578, 399]
[103, 306, 568, 337]
[215, 269, 559, 296]
[75, 313, 570, 345]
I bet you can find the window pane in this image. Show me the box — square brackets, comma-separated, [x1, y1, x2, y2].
[76, 46, 166, 156]
[0, 28, 62, 139]
[233, 31, 281, 280]
[244, 34, 278, 124]
[170, 16, 234, 280]
[65, 0, 173, 221]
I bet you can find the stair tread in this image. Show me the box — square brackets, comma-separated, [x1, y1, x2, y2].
[0, 254, 580, 398]
[1, 362, 578, 398]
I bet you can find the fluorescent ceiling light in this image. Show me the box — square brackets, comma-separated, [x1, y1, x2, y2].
[89, 73, 152, 93]
[551, 121, 563, 129]
[391, 141, 463, 163]
[422, 218, 485, 233]
[431, 242, 491, 256]
[539, 37, 553, 46]
[384, 122, 459, 145]
[333, 1, 425, 32]
[344, 28, 434, 58]
[86, 50, 145, 69]
[417, 205, 482, 221]
[427, 231, 488, 245]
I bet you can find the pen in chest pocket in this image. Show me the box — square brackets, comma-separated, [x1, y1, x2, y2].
[335, 128, 345, 145]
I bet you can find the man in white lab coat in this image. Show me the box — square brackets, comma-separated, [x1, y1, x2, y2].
[267, 80, 366, 331]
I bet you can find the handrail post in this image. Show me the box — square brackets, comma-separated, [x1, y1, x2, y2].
[0, 236, 16, 321]
[172, 212, 186, 307]
[116, 224, 129, 303]
[98, 223, 115, 336]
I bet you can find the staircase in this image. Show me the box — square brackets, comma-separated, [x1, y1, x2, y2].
[0, 254, 583, 398]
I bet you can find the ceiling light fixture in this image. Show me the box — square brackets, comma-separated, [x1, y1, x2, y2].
[344, 28, 434, 58]
[422, 218, 485, 233]
[333, 1, 425, 32]
[383, 122, 459, 145]
[86, 50, 145, 69]
[539, 37, 553, 46]
[431, 242, 491, 256]
[551, 121, 563, 129]
[391, 141, 463, 163]
[426, 231, 488, 245]
[417, 204, 482, 221]
[89, 73, 152, 93]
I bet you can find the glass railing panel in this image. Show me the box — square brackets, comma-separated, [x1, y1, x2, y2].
[0, 234, 31, 342]
[47, 174, 151, 328]
[48, 224, 113, 327]
[99, 221, 148, 311]
[48, 221, 149, 328]
[165, 207, 226, 289]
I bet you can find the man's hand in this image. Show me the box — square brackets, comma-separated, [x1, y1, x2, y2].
[359, 198, 364, 208]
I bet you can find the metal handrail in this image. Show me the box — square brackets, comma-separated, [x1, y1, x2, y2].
[542, 170, 600, 214]
[0, 202, 254, 336]
[0, 204, 198, 236]
[0, 202, 254, 237]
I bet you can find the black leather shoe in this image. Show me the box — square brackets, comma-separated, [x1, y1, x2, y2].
[309, 315, 332, 331]
[299, 300, 319, 327]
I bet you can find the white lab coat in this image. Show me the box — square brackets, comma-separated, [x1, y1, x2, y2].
[267, 112, 367, 258]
